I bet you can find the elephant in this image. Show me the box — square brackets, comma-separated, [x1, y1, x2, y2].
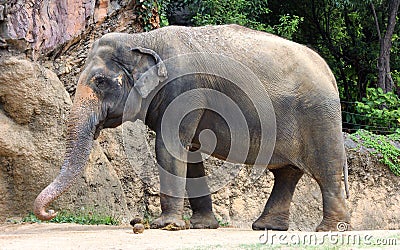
[34, 24, 350, 232]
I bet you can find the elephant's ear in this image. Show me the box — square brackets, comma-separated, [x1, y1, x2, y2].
[131, 47, 168, 98]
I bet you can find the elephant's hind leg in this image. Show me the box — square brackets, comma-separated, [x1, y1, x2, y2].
[314, 169, 350, 232]
[186, 154, 219, 229]
[252, 165, 303, 231]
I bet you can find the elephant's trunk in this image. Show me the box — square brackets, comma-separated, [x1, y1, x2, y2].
[34, 84, 100, 221]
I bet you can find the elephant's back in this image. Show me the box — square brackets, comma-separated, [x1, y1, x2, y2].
[99, 25, 337, 99]
[151, 25, 338, 98]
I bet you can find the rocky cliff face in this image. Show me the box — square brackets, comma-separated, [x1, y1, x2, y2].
[0, 57, 71, 219]
[0, 0, 136, 56]
[0, 0, 144, 222]
[0, 0, 399, 231]
[0, 56, 139, 222]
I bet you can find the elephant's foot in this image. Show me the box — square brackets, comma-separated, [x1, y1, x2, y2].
[252, 211, 289, 231]
[316, 217, 350, 232]
[150, 214, 187, 230]
[316, 180, 350, 232]
[190, 212, 219, 229]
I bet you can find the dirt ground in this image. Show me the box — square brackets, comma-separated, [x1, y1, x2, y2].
[0, 223, 399, 250]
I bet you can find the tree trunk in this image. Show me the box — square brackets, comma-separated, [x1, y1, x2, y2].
[376, 0, 400, 93]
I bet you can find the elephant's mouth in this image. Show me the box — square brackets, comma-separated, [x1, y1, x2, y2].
[93, 117, 123, 139]
[103, 116, 123, 129]
[94, 124, 103, 140]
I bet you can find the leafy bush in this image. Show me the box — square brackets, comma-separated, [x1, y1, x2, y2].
[135, 0, 160, 31]
[273, 14, 304, 40]
[159, 0, 303, 39]
[351, 129, 400, 176]
[190, 0, 271, 31]
[355, 88, 400, 133]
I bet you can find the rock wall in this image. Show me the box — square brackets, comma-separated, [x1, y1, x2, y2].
[0, 57, 71, 219]
[0, 0, 146, 222]
[0, 0, 136, 56]
[0, 0, 399, 231]
[0, 57, 133, 221]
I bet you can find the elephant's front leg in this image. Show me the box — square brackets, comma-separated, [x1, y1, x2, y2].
[150, 134, 188, 230]
[186, 152, 219, 229]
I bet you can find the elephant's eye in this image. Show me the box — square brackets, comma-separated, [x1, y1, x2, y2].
[93, 74, 104, 80]
[92, 74, 109, 87]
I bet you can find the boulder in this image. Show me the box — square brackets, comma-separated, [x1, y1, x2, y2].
[0, 57, 133, 222]
[0, 56, 71, 220]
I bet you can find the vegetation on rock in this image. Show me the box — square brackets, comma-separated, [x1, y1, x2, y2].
[351, 129, 400, 176]
[22, 210, 119, 226]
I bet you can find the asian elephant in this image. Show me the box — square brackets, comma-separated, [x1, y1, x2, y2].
[34, 24, 350, 231]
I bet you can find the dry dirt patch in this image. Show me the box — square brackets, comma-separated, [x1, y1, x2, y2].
[0, 223, 399, 250]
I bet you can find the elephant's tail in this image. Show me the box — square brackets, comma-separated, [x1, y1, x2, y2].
[343, 160, 349, 199]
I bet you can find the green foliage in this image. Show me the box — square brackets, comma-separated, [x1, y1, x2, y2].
[216, 217, 230, 227]
[157, 1, 400, 134]
[355, 88, 400, 132]
[176, 0, 305, 39]
[273, 14, 304, 40]
[267, 0, 399, 105]
[22, 212, 42, 223]
[393, 70, 400, 87]
[159, 0, 400, 105]
[135, 0, 159, 31]
[22, 209, 120, 226]
[158, 0, 171, 27]
[142, 211, 153, 226]
[190, 0, 273, 32]
[350, 129, 400, 176]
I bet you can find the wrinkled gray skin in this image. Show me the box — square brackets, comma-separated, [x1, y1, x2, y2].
[34, 25, 350, 231]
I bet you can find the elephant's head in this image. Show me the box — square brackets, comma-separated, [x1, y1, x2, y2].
[34, 39, 167, 220]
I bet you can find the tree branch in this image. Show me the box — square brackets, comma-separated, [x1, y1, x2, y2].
[370, 2, 381, 41]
